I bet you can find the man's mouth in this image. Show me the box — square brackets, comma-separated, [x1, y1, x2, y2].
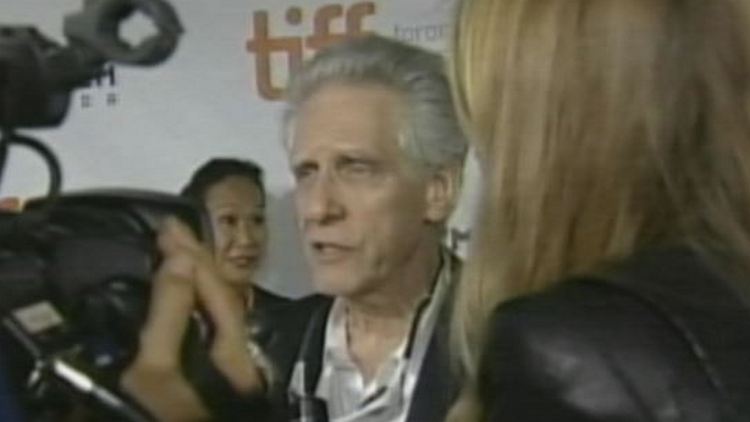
[310, 241, 352, 262]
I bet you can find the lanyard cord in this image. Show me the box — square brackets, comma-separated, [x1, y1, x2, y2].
[404, 248, 451, 358]
[291, 249, 454, 420]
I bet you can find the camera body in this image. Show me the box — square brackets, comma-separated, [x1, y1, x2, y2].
[0, 1, 184, 419]
[0, 189, 208, 420]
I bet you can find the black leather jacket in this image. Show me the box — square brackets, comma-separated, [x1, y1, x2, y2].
[478, 248, 750, 421]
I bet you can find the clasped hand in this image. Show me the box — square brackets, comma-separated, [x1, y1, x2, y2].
[121, 217, 263, 421]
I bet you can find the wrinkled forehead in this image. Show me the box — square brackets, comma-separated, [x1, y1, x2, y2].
[288, 83, 407, 162]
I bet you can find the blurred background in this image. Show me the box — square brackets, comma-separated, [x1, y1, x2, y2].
[1, 0, 478, 298]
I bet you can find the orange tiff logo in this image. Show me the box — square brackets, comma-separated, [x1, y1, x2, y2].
[246, 2, 376, 101]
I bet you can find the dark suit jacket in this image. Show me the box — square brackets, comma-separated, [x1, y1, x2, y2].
[256, 286, 461, 422]
[253, 285, 290, 311]
[478, 247, 750, 421]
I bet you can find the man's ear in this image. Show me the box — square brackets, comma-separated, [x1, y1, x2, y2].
[424, 164, 462, 223]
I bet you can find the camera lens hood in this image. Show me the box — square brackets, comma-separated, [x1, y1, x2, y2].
[63, 0, 183, 66]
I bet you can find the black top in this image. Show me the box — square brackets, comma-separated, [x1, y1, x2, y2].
[478, 247, 750, 422]
[177, 285, 289, 420]
[252, 285, 290, 313]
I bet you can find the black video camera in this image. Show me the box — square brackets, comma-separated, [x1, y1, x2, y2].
[0, 190, 208, 421]
[0, 1, 186, 420]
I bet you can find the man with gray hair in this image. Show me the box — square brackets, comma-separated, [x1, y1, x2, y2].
[273, 33, 467, 422]
[122, 34, 467, 422]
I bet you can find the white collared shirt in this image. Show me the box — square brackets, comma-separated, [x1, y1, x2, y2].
[312, 257, 453, 422]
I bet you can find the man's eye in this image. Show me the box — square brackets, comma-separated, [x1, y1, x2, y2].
[293, 165, 316, 182]
[341, 160, 377, 177]
[349, 163, 371, 173]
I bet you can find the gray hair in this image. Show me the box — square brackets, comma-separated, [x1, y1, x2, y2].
[282, 34, 467, 172]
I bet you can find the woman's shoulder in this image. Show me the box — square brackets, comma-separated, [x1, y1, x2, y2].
[490, 246, 750, 343]
[251, 291, 332, 335]
[488, 277, 657, 348]
[482, 249, 750, 420]
[252, 285, 292, 311]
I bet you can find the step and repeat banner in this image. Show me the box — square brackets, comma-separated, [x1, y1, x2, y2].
[1, 0, 478, 297]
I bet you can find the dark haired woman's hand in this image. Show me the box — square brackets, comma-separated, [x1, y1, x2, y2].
[164, 217, 266, 393]
[121, 217, 264, 420]
[120, 217, 209, 420]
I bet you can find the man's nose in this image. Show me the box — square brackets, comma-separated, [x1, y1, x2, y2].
[300, 172, 345, 224]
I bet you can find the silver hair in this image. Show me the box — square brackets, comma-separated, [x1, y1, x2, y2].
[282, 35, 467, 172]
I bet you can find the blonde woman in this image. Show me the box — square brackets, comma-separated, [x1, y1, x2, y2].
[450, 0, 750, 420]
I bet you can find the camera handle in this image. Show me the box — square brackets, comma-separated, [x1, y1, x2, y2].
[0, 130, 62, 200]
[3, 300, 154, 421]
[43, 357, 153, 421]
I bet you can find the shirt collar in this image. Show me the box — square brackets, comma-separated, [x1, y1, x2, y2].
[313, 248, 455, 421]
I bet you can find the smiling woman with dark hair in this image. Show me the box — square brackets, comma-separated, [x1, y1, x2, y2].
[181, 157, 287, 311]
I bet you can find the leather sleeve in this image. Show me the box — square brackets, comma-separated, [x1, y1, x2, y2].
[478, 281, 662, 422]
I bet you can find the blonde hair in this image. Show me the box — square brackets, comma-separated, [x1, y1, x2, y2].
[450, 0, 750, 412]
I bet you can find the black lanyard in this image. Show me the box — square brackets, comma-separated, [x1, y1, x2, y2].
[290, 252, 451, 422]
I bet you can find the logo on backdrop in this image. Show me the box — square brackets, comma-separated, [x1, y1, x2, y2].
[77, 64, 120, 109]
[246, 2, 376, 101]
[392, 21, 451, 46]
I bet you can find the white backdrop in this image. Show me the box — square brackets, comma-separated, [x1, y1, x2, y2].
[1, 0, 478, 297]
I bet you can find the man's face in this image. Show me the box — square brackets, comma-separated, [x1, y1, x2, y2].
[289, 83, 439, 299]
[204, 175, 267, 287]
